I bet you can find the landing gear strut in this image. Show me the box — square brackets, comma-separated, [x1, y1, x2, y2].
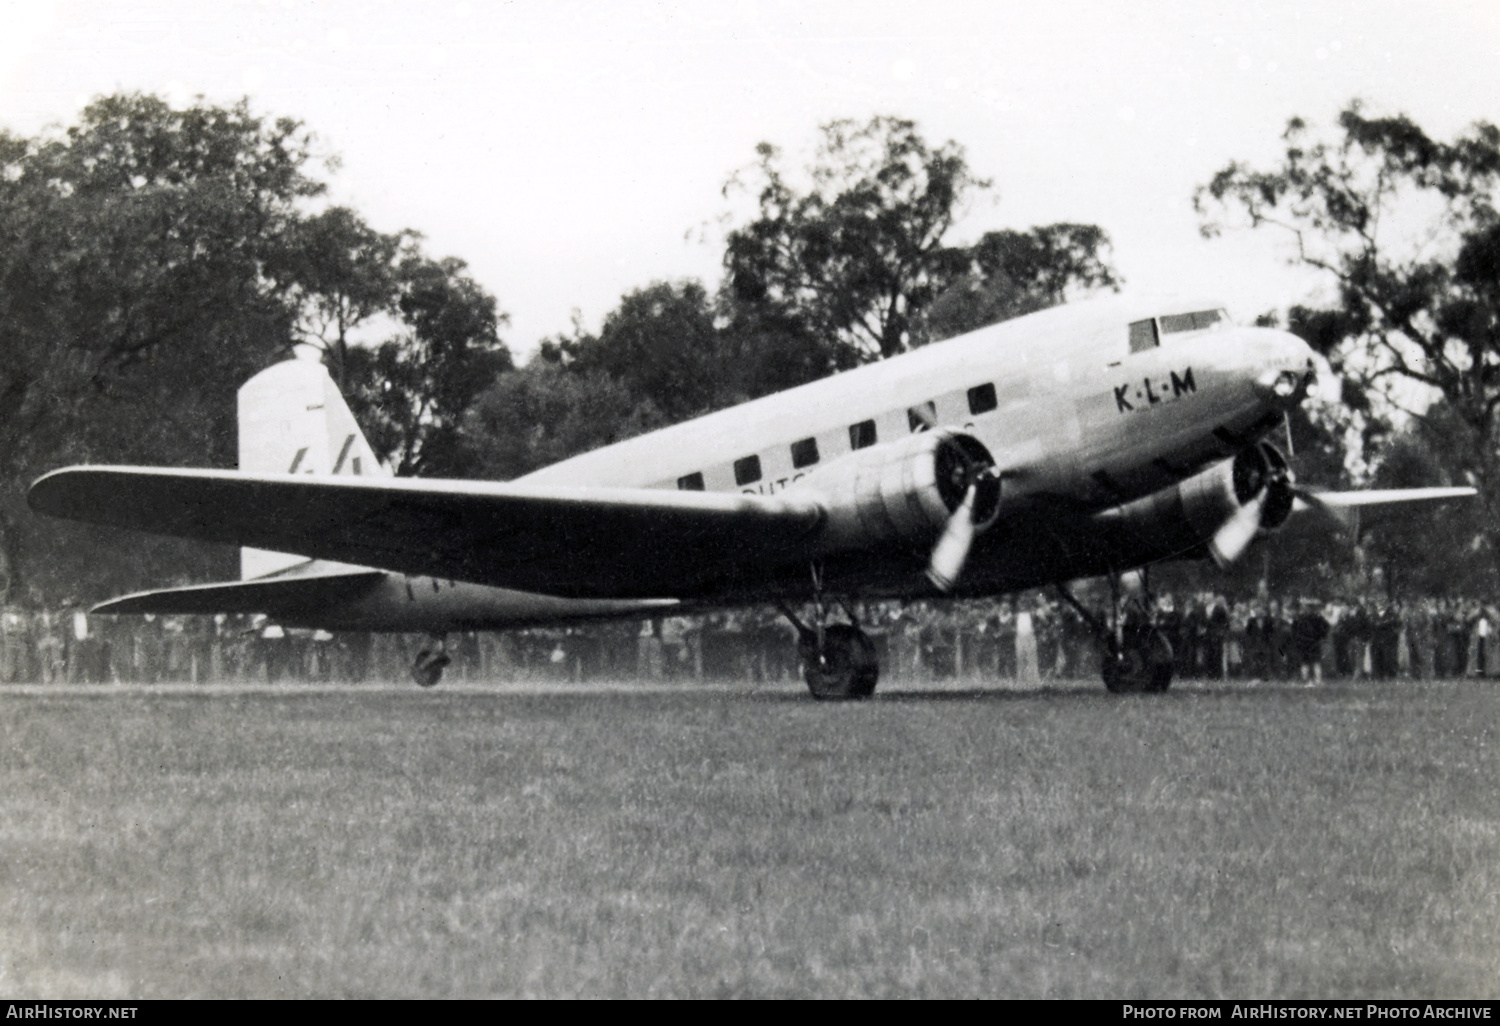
[412, 633, 450, 688]
[778, 566, 879, 700]
[1055, 577, 1174, 694]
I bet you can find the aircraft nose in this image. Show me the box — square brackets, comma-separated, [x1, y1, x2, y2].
[1250, 328, 1319, 407]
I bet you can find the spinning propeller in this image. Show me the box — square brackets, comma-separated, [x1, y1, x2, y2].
[1206, 436, 1475, 567]
[1208, 442, 1296, 567]
[926, 440, 1002, 592]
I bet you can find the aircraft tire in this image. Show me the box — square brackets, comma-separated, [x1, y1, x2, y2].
[1102, 630, 1173, 694]
[412, 649, 451, 688]
[802, 624, 879, 700]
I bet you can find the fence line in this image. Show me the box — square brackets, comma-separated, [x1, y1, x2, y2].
[3, 594, 1498, 684]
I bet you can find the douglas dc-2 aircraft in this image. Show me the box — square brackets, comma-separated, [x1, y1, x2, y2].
[28, 294, 1475, 697]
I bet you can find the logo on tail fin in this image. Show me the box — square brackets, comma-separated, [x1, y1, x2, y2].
[238, 357, 387, 578]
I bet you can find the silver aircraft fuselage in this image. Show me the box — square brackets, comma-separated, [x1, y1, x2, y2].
[295, 295, 1315, 631]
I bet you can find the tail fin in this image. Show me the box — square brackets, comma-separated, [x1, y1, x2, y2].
[237, 354, 388, 579]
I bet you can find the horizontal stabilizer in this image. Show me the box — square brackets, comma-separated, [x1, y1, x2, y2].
[92, 563, 386, 616]
[31, 466, 824, 600]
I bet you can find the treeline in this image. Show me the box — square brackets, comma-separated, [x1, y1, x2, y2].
[0, 95, 510, 603]
[1, 95, 1497, 606]
[0, 100, 1118, 604]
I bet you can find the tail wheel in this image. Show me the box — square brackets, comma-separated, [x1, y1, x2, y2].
[412, 648, 450, 688]
[801, 624, 879, 700]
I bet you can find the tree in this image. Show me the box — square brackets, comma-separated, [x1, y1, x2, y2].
[1361, 414, 1492, 598]
[722, 116, 987, 361]
[714, 302, 852, 403]
[0, 92, 510, 601]
[543, 281, 721, 422]
[1195, 103, 1500, 582]
[722, 116, 1121, 361]
[461, 362, 666, 481]
[0, 93, 325, 601]
[343, 254, 512, 477]
[277, 206, 414, 389]
[914, 223, 1121, 345]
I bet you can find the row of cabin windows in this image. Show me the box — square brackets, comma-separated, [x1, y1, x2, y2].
[678, 381, 1004, 489]
[681, 314, 1228, 491]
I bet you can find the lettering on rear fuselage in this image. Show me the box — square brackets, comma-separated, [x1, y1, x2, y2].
[1114, 367, 1196, 413]
[744, 473, 807, 496]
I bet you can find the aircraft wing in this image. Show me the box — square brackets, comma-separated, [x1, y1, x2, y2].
[29, 466, 824, 599]
[1292, 486, 1477, 535]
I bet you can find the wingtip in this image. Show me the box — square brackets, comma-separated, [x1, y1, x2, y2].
[26, 465, 79, 516]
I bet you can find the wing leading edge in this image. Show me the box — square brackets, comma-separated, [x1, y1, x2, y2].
[29, 466, 824, 600]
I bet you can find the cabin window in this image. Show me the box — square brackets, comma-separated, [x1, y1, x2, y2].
[907, 401, 937, 433]
[677, 472, 704, 491]
[1128, 318, 1159, 353]
[967, 383, 998, 415]
[849, 420, 877, 449]
[733, 455, 762, 486]
[1158, 309, 1225, 334]
[790, 437, 819, 469]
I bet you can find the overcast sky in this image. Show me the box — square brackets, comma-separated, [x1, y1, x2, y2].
[2, 0, 1498, 359]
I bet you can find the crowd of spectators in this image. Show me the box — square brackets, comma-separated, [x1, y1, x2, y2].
[2, 592, 1498, 685]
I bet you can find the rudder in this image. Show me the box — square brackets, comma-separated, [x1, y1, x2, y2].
[237, 354, 388, 579]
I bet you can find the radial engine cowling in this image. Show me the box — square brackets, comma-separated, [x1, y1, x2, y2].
[794, 429, 1003, 555]
[1099, 442, 1294, 562]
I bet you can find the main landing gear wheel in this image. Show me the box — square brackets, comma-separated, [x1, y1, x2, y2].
[412, 638, 450, 688]
[1102, 629, 1174, 694]
[799, 623, 879, 701]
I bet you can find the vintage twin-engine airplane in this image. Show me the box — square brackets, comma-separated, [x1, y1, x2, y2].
[28, 294, 1474, 696]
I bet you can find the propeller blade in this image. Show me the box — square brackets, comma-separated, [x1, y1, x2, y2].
[1208, 492, 1266, 568]
[926, 485, 978, 592]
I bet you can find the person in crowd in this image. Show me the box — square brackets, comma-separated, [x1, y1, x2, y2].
[1344, 600, 1373, 681]
[991, 601, 1017, 679]
[1372, 602, 1402, 679]
[1015, 600, 1040, 682]
[1156, 594, 1183, 676]
[1242, 602, 1266, 680]
[1291, 599, 1330, 685]
[1470, 603, 1493, 677]
[1270, 599, 1295, 681]
[1178, 596, 1205, 679]
[1205, 596, 1230, 679]
[1442, 600, 1469, 679]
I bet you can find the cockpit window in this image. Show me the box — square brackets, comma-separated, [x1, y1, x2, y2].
[1159, 309, 1225, 334]
[1128, 319, 1159, 353]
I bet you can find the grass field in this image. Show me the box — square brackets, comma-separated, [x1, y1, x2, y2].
[0, 677, 1496, 998]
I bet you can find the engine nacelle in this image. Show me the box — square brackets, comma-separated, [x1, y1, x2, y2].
[1100, 442, 1294, 553]
[790, 429, 1003, 554]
